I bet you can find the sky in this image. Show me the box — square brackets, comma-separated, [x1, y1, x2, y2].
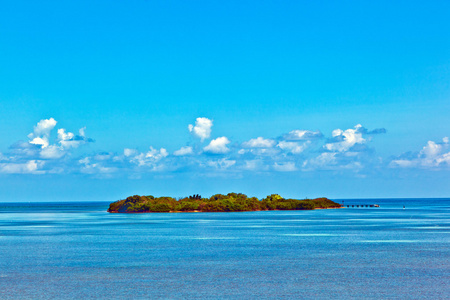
[0, 1, 449, 201]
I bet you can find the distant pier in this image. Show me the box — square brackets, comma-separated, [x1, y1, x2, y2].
[342, 204, 379, 208]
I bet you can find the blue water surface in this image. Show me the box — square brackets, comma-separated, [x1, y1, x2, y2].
[0, 199, 449, 299]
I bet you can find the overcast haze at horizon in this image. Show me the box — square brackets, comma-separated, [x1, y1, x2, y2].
[0, 1, 449, 201]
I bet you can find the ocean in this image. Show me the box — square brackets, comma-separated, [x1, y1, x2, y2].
[0, 199, 449, 299]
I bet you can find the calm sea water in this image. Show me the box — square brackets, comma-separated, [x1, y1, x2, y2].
[0, 199, 449, 299]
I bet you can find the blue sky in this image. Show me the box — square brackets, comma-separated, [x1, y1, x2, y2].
[0, 1, 449, 201]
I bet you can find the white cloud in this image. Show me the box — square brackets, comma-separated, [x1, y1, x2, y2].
[273, 162, 297, 172]
[421, 141, 442, 159]
[390, 137, 450, 169]
[79, 157, 117, 174]
[22, 118, 93, 160]
[94, 153, 114, 161]
[283, 130, 323, 140]
[238, 148, 278, 157]
[79, 127, 86, 137]
[242, 137, 275, 148]
[248, 148, 280, 156]
[57, 129, 75, 146]
[299, 124, 385, 171]
[29, 118, 57, 138]
[207, 158, 236, 169]
[124, 148, 138, 157]
[303, 152, 337, 169]
[29, 137, 50, 148]
[389, 159, 417, 168]
[27, 118, 57, 148]
[125, 147, 169, 167]
[417, 138, 449, 167]
[146, 147, 169, 160]
[40, 145, 65, 159]
[0, 160, 45, 174]
[242, 159, 268, 171]
[324, 124, 366, 152]
[57, 128, 92, 149]
[1, 118, 392, 177]
[277, 141, 310, 154]
[303, 152, 364, 171]
[174, 146, 194, 156]
[436, 152, 450, 165]
[203, 137, 230, 154]
[188, 117, 213, 141]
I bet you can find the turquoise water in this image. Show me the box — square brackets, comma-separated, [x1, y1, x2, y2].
[0, 199, 449, 299]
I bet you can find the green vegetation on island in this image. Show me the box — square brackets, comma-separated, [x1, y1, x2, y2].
[107, 193, 341, 213]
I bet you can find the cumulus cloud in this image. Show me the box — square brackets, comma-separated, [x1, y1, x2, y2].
[300, 124, 385, 171]
[27, 118, 57, 148]
[277, 141, 310, 154]
[242, 137, 276, 148]
[29, 137, 50, 148]
[174, 146, 194, 156]
[57, 127, 93, 149]
[188, 117, 213, 141]
[203, 137, 230, 154]
[390, 137, 450, 168]
[32, 118, 57, 136]
[0, 117, 394, 177]
[324, 124, 366, 152]
[23, 118, 94, 160]
[283, 130, 323, 141]
[0, 118, 95, 174]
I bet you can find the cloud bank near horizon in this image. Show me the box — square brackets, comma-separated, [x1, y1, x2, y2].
[0, 117, 448, 177]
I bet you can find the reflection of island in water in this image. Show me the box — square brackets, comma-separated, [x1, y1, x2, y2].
[108, 193, 342, 213]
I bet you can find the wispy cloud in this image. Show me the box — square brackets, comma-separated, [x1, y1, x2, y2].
[283, 129, 323, 141]
[242, 137, 276, 148]
[277, 141, 310, 154]
[273, 162, 297, 172]
[173, 146, 194, 156]
[126, 147, 169, 167]
[0, 160, 45, 174]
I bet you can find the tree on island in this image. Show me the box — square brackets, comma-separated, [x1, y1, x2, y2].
[107, 193, 341, 213]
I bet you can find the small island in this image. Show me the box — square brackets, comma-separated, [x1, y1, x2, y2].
[108, 193, 342, 213]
